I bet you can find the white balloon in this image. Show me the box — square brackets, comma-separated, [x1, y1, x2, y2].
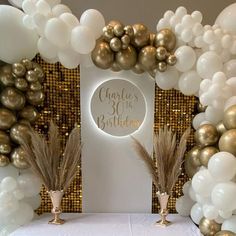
[155, 66, 179, 90]
[71, 25, 95, 54]
[219, 210, 233, 219]
[41, 56, 58, 64]
[205, 106, 223, 125]
[208, 152, 236, 182]
[196, 51, 223, 80]
[212, 182, 236, 211]
[175, 46, 196, 72]
[200, 79, 212, 92]
[0, 5, 38, 63]
[37, 37, 58, 59]
[215, 215, 226, 224]
[8, 0, 24, 8]
[36, 0, 51, 16]
[191, 203, 203, 224]
[58, 47, 80, 69]
[24, 195, 41, 210]
[224, 96, 236, 111]
[52, 4, 71, 17]
[0, 191, 19, 216]
[224, 60, 236, 78]
[45, 18, 70, 48]
[46, 0, 61, 7]
[193, 23, 204, 36]
[176, 195, 194, 216]
[181, 29, 193, 43]
[80, 9, 105, 39]
[175, 6, 187, 18]
[59, 13, 79, 30]
[195, 194, 211, 205]
[23, 15, 35, 29]
[222, 215, 236, 233]
[33, 13, 47, 36]
[189, 185, 197, 201]
[178, 70, 201, 95]
[183, 181, 191, 195]
[191, 11, 203, 23]
[226, 78, 236, 95]
[192, 112, 206, 130]
[22, 0, 36, 14]
[0, 165, 18, 182]
[203, 204, 218, 220]
[1, 177, 17, 192]
[13, 189, 24, 200]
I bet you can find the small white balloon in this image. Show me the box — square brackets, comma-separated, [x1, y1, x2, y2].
[175, 6, 187, 18]
[222, 215, 236, 233]
[181, 28, 193, 43]
[205, 106, 223, 125]
[0, 165, 18, 182]
[176, 195, 194, 216]
[13, 189, 24, 200]
[191, 11, 203, 23]
[23, 15, 35, 29]
[192, 112, 206, 130]
[37, 37, 58, 59]
[1, 177, 17, 192]
[189, 185, 197, 201]
[46, 0, 61, 7]
[224, 60, 236, 78]
[52, 4, 71, 17]
[36, 0, 51, 16]
[22, 0, 37, 14]
[59, 13, 79, 30]
[58, 47, 80, 69]
[190, 203, 203, 224]
[219, 210, 233, 219]
[203, 204, 218, 220]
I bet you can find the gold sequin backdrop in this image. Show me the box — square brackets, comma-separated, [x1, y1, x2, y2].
[35, 56, 196, 214]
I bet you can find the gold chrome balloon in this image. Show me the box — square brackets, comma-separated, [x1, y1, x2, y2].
[111, 61, 121, 72]
[113, 23, 124, 37]
[0, 108, 16, 130]
[121, 35, 130, 47]
[110, 37, 122, 52]
[197, 102, 207, 112]
[216, 121, 227, 135]
[92, 41, 114, 69]
[0, 131, 10, 143]
[187, 146, 201, 168]
[26, 90, 45, 106]
[19, 106, 40, 124]
[0, 71, 14, 86]
[10, 122, 31, 144]
[0, 154, 9, 167]
[155, 29, 176, 51]
[124, 25, 134, 38]
[184, 154, 199, 178]
[199, 217, 221, 236]
[219, 129, 236, 156]
[30, 81, 42, 91]
[156, 46, 167, 61]
[0, 87, 26, 110]
[132, 63, 145, 74]
[0, 143, 11, 154]
[131, 24, 150, 48]
[149, 33, 156, 46]
[194, 124, 219, 147]
[12, 63, 26, 77]
[215, 230, 236, 236]
[139, 46, 157, 71]
[223, 105, 236, 129]
[108, 20, 122, 27]
[199, 146, 219, 167]
[11, 147, 30, 169]
[157, 61, 167, 72]
[116, 45, 137, 70]
[1, 64, 12, 74]
[21, 59, 33, 70]
[103, 25, 114, 42]
[15, 78, 28, 91]
[26, 70, 38, 83]
[166, 54, 177, 66]
[33, 63, 44, 82]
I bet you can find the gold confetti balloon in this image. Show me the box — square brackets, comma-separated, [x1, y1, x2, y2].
[92, 41, 114, 69]
[223, 105, 236, 129]
[219, 129, 236, 156]
[11, 147, 30, 169]
[199, 146, 219, 167]
[215, 230, 236, 236]
[199, 217, 221, 236]
[194, 124, 219, 147]
[0, 108, 16, 130]
[0, 154, 9, 167]
[139, 46, 157, 71]
[155, 29, 176, 51]
[132, 24, 150, 48]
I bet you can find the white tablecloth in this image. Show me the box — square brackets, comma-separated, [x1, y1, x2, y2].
[11, 213, 202, 236]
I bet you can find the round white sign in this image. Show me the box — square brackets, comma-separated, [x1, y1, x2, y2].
[90, 79, 146, 136]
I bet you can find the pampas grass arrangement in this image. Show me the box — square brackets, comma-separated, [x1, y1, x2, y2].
[21, 121, 81, 224]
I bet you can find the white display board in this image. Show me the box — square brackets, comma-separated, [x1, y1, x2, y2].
[81, 64, 155, 213]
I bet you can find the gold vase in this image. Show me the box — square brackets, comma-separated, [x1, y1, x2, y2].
[48, 190, 65, 225]
[155, 192, 171, 227]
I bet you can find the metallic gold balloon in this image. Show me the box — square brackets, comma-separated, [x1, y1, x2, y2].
[19, 106, 40, 124]
[26, 70, 38, 83]
[219, 129, 236, 156]
[21, 59, 33, 70]
[0, 108, 16, 130]
[10, 122, 31, 144]
[199, 217, 221, 236]
[223, 105, 236, 129]
[149, 33, 156, 46]
[157, 61, 167, 72]
[124, 25, 134, 38]
[0, 131, 10, 143]
[155, 29, 176, 51]
[215, 230, 236, 236]
[12, 63, 26, 77]
[121, 35, 130, 46]
[139, 46, 157, 71]
[132, 63, 145, 74]
[184, 153, 199, 178]
[116, 45, 137, 70]
[216, 121, 227, 135]
[131, 24, 149, 48]
[15, 78, 28, 91]
[29, 81, 42, 91]
[26, 90, 45, 106]
[166, 54, 177, 66]
[108, 20, 122, 27]
[92, 41, 114, 69]
[0, 71, 14, 86]
[0, 87, 26, 110]
[103, 25, 114, 42]
[156, 46, 168, 61]
[33, 63, 45, 82]
[194, 124, 219, 147]
[187, 146, 202, 168]
[0, 154, 9, 167]
[111, 61, 121, 72]
[113, 23, 124, 37]
[197, 102, 207, 112]
[110, 37, 122, 52]
[199, 146, 219, 167]
[0, 143, 11, 154]
[1, 64, 12, 74]
[11, 147, 30, 169]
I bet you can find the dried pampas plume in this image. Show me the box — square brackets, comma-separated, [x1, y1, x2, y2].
[21, 121, 81, 191]
[132, 126, 190, 195]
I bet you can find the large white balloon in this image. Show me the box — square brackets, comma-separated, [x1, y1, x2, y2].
[0, 5, 38, 63]
[222, 215, 236, 233]
[205, 106, 223, 125]
[190, 203, 203, 224]
[208, 152, 236, 182]
[203, 204, 218, 220]
[59, 12, 79, 31]
[0, 165, 18, 182]
[1, 177, 17, 192]
[196, 51, 223, 80]
[176, 195, 195, 216]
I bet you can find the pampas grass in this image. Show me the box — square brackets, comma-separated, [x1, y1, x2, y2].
[21, 121, 81, 191]
[132, 126, 190, 195]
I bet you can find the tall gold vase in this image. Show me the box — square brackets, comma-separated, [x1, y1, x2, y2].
[156, 192, 171, 227]
[48, 190, 65, 225]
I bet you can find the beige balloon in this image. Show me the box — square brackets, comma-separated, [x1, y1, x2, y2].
[219, 129, 236, 156]
[0, 87, 26, 110]
[223, 105, 236, 129]
[131, 24, 150, 48]
[199, 146, 219, 167]
[155, 29, 176, 51]
[92, 41, 114, 69]
[0, 154, 9, 167]
[11, 147, 30, 169]
[139, 46, 157, 71]
[215, 230, 236, 236]
[12, 62, 26, 77]
[199, 217, 221, 236]
[216, 121, 227, 135]
[116, 45, 137, 70]
[10, 122, 31, 145]
[194, 124, 219, 147]
[19, 106, 40, 124]
[0, 108, 16, 130]
[26, 90, 45, 106]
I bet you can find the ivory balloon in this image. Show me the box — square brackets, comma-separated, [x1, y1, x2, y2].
[11, 147, 30, 169]
[131, 24, 149, 48]
[176, 195, 194, 216]
[52, 4, 71, 17]
[199, 146, 219, 167]
[0, 108, 16, 130]
[139, 46, 157, 71]
[59, 13, 79, 31]
[223, 105, 236, 129]
[219, 129, 236, 156]
[203, 204, 219, 220]
[224, 96, 236, 111]
[0, 5, 38, 63]
[224, 60, 236, 78]
[199, 217, 221, 236]
[116, 46, 137, 70]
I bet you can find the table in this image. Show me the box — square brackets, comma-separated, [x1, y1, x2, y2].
[11, 213, 202, 236]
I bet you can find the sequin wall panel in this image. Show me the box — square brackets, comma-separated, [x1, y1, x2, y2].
[152, 86, 196, 213]
[34, 56, 81, 214]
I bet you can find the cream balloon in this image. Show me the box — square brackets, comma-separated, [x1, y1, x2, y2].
[0, 5, 38, 63]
